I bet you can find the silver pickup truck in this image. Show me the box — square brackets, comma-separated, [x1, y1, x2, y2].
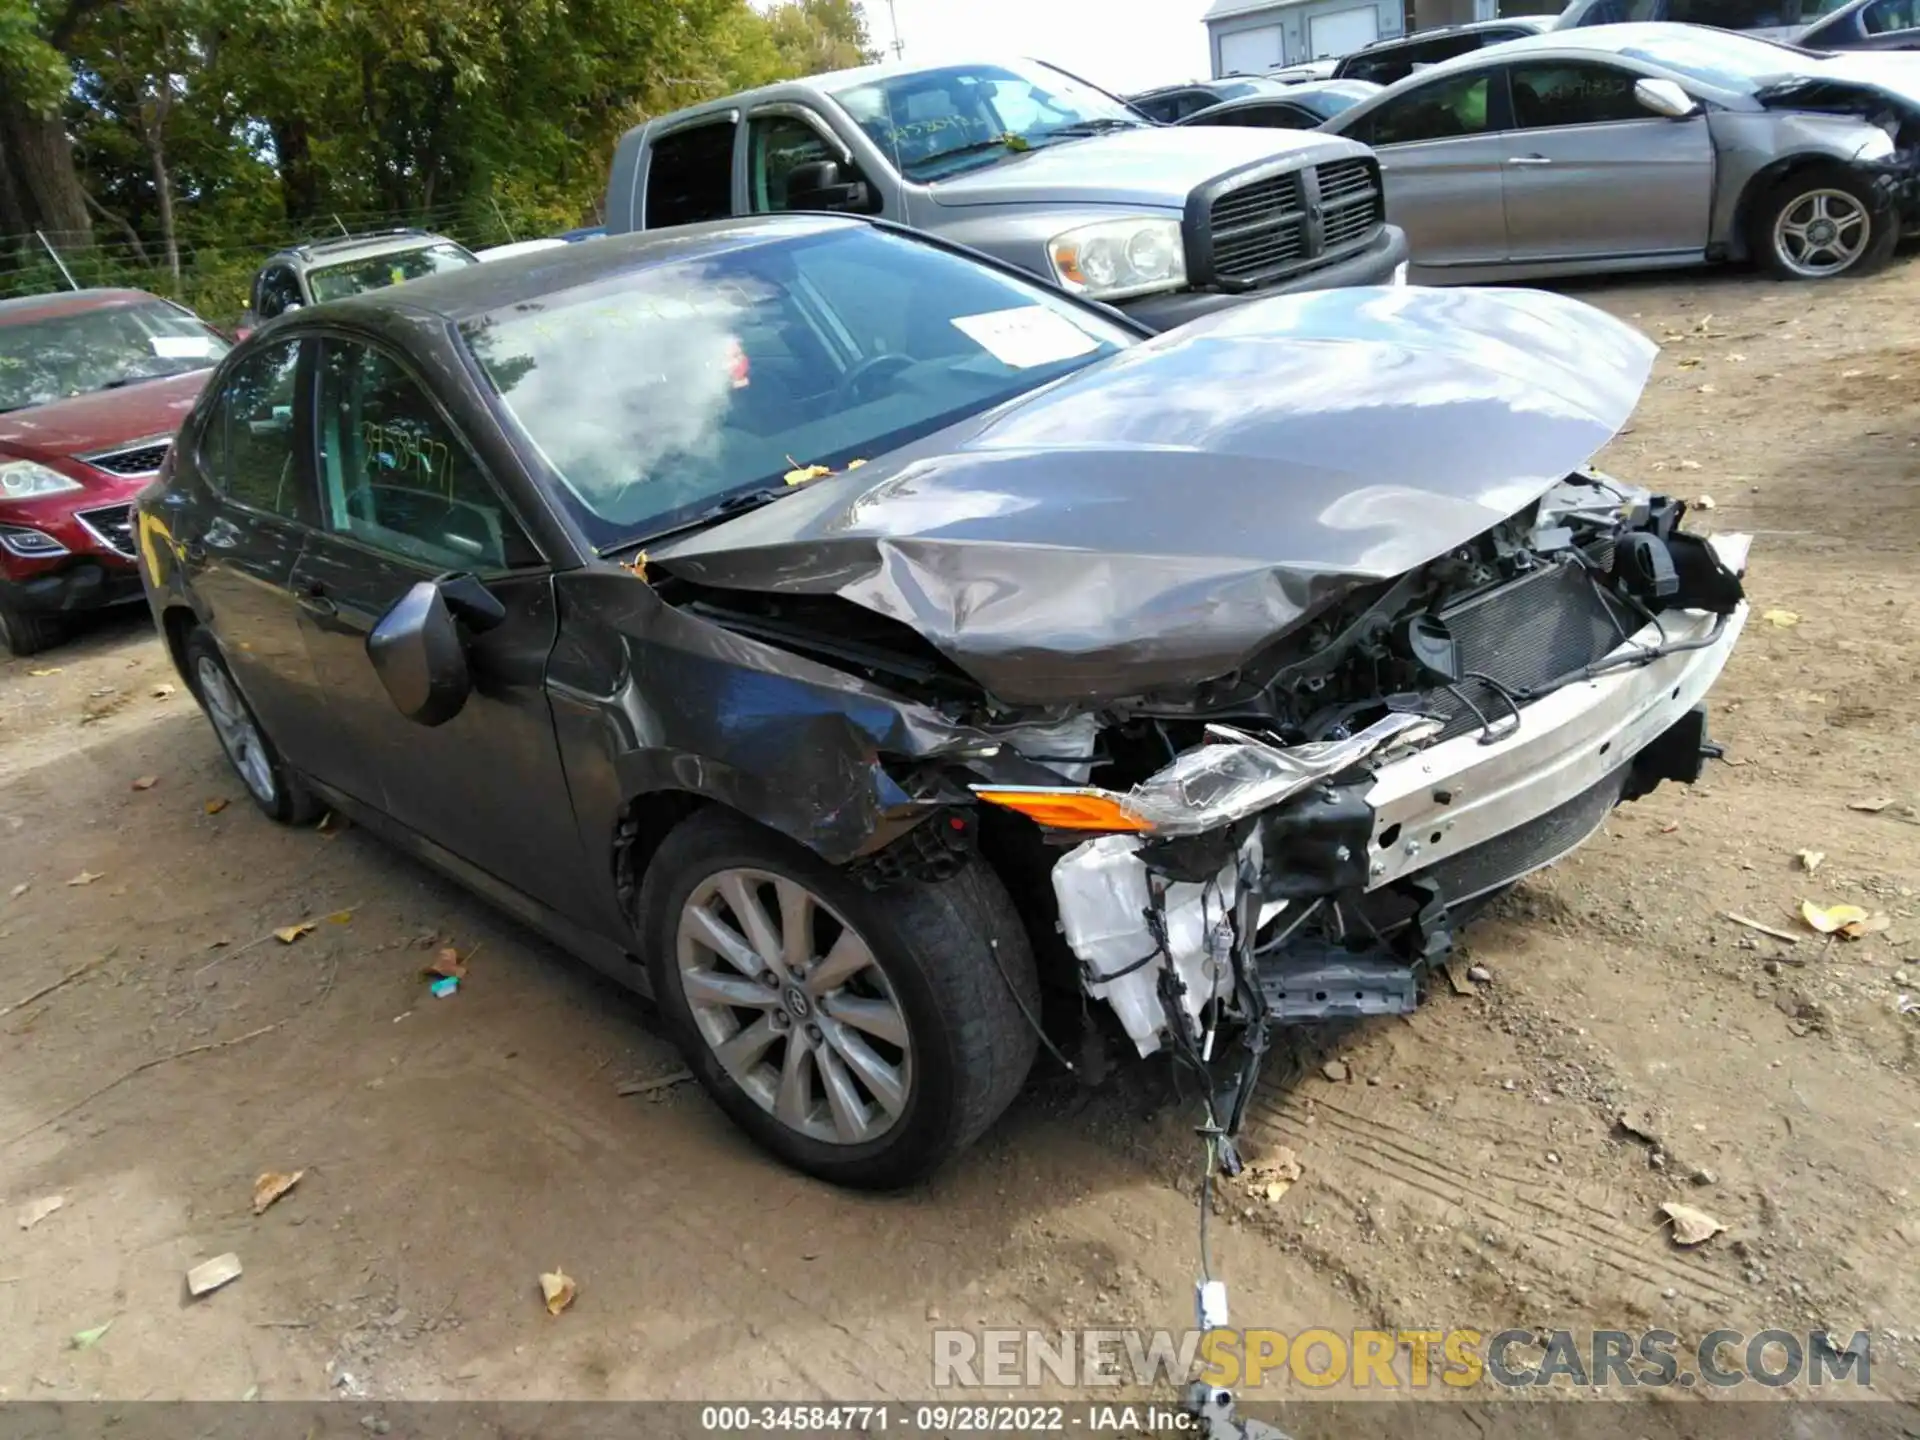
[604, 58, 1409, 330]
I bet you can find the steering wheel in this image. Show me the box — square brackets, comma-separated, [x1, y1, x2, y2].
[831, 352, 915, 408]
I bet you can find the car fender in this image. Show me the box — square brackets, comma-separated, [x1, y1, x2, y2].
[1709, 109, 1899, 258]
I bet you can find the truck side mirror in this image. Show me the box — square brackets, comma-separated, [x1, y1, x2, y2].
[785, 159, 875, 214]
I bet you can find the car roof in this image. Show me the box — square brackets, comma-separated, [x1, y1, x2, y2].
[309, 214, 866, 327]
[656, 56, 1097, 123]
[1356, 14, 1555, 48]
[1458, 20, 1809, 68]
[0, 287, 166, 324]
[269, 230, 465, 267]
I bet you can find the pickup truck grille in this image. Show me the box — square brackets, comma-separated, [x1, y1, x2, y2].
[1196, 156, 1384, 289]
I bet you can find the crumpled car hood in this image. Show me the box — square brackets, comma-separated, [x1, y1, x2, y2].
[653, 285, 1655, 707]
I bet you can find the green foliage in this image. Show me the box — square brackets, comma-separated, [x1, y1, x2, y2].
[2, 0, 879, 314]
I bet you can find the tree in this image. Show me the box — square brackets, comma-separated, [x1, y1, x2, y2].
[763, 0, 877, 76]
[0, 0, 100, 243]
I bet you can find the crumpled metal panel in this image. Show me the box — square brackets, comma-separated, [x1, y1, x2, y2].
[654, 284, 1655, 707]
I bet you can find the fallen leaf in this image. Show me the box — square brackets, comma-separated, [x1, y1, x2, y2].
[326, 909, 354, 925]
[151, 683, 176, 699]
[1848, 797, 1894, 813]
[204, 797, 230, 815]
[251, 1169, 304, 1215]
[66, 871, 103, 887]
[1762, 609, 1800, 627]
[424, 946, 467, 981]
[540, 1269, 576, 1316]
[131, 775, 158, 791]
[71, 1321, 112, 1350]
[8, 882, 28, 900]
[846, 458, 867, 469]
[186, 1252, 243, 1297]
[1697, 384, 1717, 395]
[1263, 1179, 1293, 1203]
[1661, 1201, 1725, 1246]
[1841, 368, 1864, 379]
[1796, 849, 1825, 874]
[1728, 352, 1746, 362]
[17, 1195, 64, 1230]
[783, 463, 830, 487]
[28, 667, 62, 677]
[1840, 913, 1891, 939]
[1801, 899, 1868, 935]
[1692, 494, 1715, 510]
[1677, 459, 1702, 471]
[273, 923, 315, 945]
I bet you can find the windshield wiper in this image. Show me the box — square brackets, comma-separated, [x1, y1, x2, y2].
[1041, 118, 1145, 138]
[618, 485, 793, 553]
[914, 132, 1033, 176]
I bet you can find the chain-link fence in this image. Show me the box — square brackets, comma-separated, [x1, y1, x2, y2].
[0, 195, 594, 322]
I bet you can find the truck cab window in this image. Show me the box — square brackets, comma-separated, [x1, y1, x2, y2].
[646, 119, 737, 227]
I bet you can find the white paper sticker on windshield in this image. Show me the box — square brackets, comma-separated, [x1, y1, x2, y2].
[951, 306, 1098, 369]
[151, 335, 216, 359]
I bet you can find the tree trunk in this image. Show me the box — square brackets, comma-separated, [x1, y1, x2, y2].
[0, 98, 92, 245]
[0, 135, 28, 244]
[141, 97, 179, 288]
[271, 117, 321, 223]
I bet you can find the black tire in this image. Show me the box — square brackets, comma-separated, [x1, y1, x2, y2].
[640, 809, 1039, 1189]
[0, 596, 65, 657]
[182, 625, 324, 825]
[1752, 166, 1897, 282]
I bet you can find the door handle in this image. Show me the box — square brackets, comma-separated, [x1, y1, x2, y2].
[299, 580, 336, 618]
[1506, 154, 1553, 166]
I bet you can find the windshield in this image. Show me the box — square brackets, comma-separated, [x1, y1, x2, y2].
[461, 225, 1135, 552]
[830, 62, 1145, 180]
[0, 298, 228, 413]
[1214, 77, 1296, 100]
[307, 242, 476, 304]
[1618, 28, 1823, 87]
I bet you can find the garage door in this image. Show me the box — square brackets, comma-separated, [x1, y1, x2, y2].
[1308, 6, 1380, 57]
[1218, 24, 1284, 74]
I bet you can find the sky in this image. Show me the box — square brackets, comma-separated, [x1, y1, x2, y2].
[853, 0, 1216, 94]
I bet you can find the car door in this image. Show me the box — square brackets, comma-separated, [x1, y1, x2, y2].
[1346, 66, 1513, 268]
[1501, 59, 1714, 262]
[288, 334, 594, 920]
[172, 337, 334, 771]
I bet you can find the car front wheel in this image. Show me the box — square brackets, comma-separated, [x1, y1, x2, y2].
[0, 596, 65, 657]
[640, 810, 1039, 1189]
[1755, 168, 1896, 281]
[182, 625, 322, 825]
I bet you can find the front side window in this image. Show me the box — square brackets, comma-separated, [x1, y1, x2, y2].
[0, 299, 228, 413]
[646, 119, 737, 227]
[305, 243, 476, 305]
[1509, 60, 1655, 126]
[461, 225, 1136, 552]
[257, 266, 303, 318]
[200, 340, 304, 519]
[1358, 70, 1497, 143]
[315, 342, 532, 572]
[830, 62, 1146, 181]
[1862, 0, 1920, 32]
[748, 114, 866, 212]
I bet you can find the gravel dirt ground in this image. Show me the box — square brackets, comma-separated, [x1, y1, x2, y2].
[1, 261, 1917, 1417]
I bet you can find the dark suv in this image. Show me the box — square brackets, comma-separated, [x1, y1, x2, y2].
[1332, 17, 1556, 84]
[243, 230, 478, 327]
[0, 288, 230, 654]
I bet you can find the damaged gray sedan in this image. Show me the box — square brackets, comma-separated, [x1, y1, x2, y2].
[140, 216, 1749, 1188]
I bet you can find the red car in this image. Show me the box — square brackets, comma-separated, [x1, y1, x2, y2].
[0, 288, 230, 655]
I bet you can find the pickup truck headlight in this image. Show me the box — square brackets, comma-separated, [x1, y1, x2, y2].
[1047, 218, 1187, 301]
[0, 459, 83, 499]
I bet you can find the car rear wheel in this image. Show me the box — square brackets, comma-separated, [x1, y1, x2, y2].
[182, 626, 323, 825]
[1755, 168, 1895, 281]
[640, 809, 1039, 1189]
[0, 597, 66, 657]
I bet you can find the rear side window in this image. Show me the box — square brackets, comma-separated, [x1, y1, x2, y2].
[1861, 0, 1920, 29]
[646, 120, 736, 228]
[1354, 70, 1496, 144]
[200, 340, 306, 520]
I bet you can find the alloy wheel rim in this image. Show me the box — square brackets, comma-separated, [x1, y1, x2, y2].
[676, 867, 912, 1146]
[196, 656, 276, 805]
[1773, 189, 1869, 278]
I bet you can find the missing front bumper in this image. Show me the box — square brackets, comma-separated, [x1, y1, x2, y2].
[1052, 540, 1748, 1056]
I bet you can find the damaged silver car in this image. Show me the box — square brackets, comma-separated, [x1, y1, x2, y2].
[142, 216, 1748, 1189]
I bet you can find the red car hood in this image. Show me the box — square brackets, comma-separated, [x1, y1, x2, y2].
[0, 370, 209, 463]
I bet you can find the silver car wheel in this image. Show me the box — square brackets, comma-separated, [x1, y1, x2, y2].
[1772, 188, 1870, 278]
[196, 656, 276, 805]
[676, 868, 912, 1146]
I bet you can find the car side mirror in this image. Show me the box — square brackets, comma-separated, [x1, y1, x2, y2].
[367, 579, 473, 727]
[785, 159, 875, 214]
[1635, 78, 1698, 119]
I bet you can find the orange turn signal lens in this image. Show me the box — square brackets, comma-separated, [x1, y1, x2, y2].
[971, 788, 1154, 833]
